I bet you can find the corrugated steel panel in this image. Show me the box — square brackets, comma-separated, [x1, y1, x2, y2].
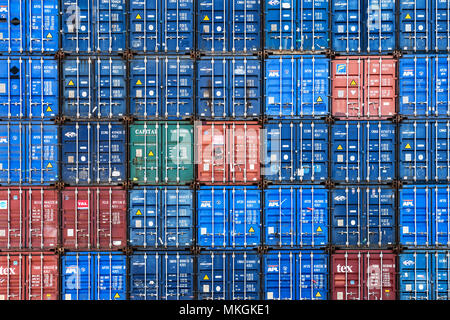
[264, 0, 329, 52]
[130, 0, 194, 53]
[263, 250, 328, 300]
[197, 57, 261, 119]
[198, 251, 260, 300]
[197, 0, 261, 53]
[331, 186, 395, 248]
[264, 186, 328, 247]
[265, 56, 329, 117]
[129, 252, 194, 300]
[61, 122, 126, 184]
[130, 56, 194, 119]
[129, 187, 193, 248]
[197, 186, 261, 249]
[61, 252, 127, 300]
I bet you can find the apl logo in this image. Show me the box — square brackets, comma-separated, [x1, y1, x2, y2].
[403, 69, 414, 77]
[268, 0, 280, 5]
[336, 264, 353, 273]
[268, 70, 280, 77]
[65, 132, 76, 138]
[0, 136, 7, 143]
[336, 64, 347, 75]
[268, 199, 287, 207]
[200, 201, 211, 208]
[0, 267, 16, 275]
[267, 265, 279, 272]
[402, 200, 414, 207]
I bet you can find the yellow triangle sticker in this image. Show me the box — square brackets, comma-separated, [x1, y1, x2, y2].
[46, 106, 52, 112]
[68, 80, 74, 86]
[249, 227, 255, 233]
[204, 15, 210, 21]
[316, 96, 323, 102]
[337, 145, 343, 150]
[350, 80, 357, 86]
[46, 163, 53, 168]
[405, 13, 412, 19]
[136, 209, 142, 216]
[316, 226, 322, 232]
[148, 150, 154, 157]
[114, 293, 120, 299]
[316, 292, 322, 298]
[136, 14, 142, 20]
[203, 275, 209, 280]
[405, 143, 412, 149]
[46, 33, 52, 39]
[136, 79, 142, 85]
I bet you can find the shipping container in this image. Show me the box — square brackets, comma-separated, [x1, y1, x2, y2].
[61, 252, 126, 300]
[62, 57, 126, 119]
[265, 56, 329, 117]
[197, 186, 261, 249]
[331, 250, 396, 300]
[130, 252, 194, 300]
[61, 122, 126, 184]
[264, 186, 328, 247]
[400, 185, 450, 247]
[264, 0, 329, 52]
[61, 187, 127, 250]
[0, 252, 58, 300]
[197, 0, 261, 53]
[61, 0, 126, 53]
[263, 250, 328, 300]
[331, 57, 397, 119]
[0, 0, 58, 53]
[197, 57, 261, 119]
[198, 251, 260, 300]
[130, 56, 194, 120]
[0, 187, 58, 250]
[0, 122, 58, 185]
[0, 57, 58, 119]
[129, 121, 194, 184]
[331, 186, 395, 248]
[263, 121, 328, 182]
[399, 251, 450, 300]
[196, 121, 261, 184]
[331, 121, 396, 183]
[399, 120, 450, 182]
[331, 0, 395, 53]
[130, 0, 194, 53]
[129, 187, 194, 248]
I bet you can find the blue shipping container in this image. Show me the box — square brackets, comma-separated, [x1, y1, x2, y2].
[130, 0, 194, 53]
[197, 186, 261, 249]
[61, 252, 127, 300]
[129, 187, 194, 248]
[331, 121, 396, 183]
[0, 56, 58, 119]
[61, 122, 126, 184]
[130, 57, 194, 119]
[197, 0, 261, 53]
[264, 250, 328, 300]
[264, 186, 328, 247]
[265, 0, 329, 52]
[130, 252, 194, 300]
[400, 251, 450, 300]
[63, 57, 126, 119]
[198, 251, 260, 300]
[265, 56, 329, 117]
[331, 186, 396, 247]
[197, 56, 261, 119]
[264, 121, 328, 182]
[62, 0, 126, 53]
[0, 122, 58, 184]
[0, 0, 58, 53]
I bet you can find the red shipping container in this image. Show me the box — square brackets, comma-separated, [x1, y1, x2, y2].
[331, 250, 396, 300]
[331, 57, 397, 119]
[0, 252, 58, 300]
[0, 188, 58, 250]
[196, 121, 261, 184]
[61, 187, 127, 250]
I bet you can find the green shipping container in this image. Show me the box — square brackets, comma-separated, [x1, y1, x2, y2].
[129, 121, 194, 184]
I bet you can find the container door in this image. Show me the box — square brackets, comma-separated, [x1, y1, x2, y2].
[63, 58, 92, 119]
[93, 0, 125, 52]
[265, 57, 296, 117]
[26, 253, 58, 300]
[332, 251, 364, 300]
[399, 55, 432, 116]
[434, 55, 450, 116]
[297, 251, 328, 300]
[264, 251, 296, 299]
[433, 0, 449, 51]
[229, 187, 261, 248]
[130, 58, 160, 118]
[94, 253, 126, 300]
[0, 188, 24, 249]
[197, 0, 226, 52]
[264, 0, 296, 50]
[196, 123, 227, 183]
[298, 121, 328, 182]
[129, 253, 159, 300]
[229, 252, 260, 300]
[62, 253, 93, 300]
[130, 123, 159, 183]
[0, 0, 25, 52]
[229, 123, 260, 183]
[433, 120, 450, 182]
[28, 0, 58, 52]
[161, 187, 193, 247]
[365, 251, 396, 300]
[62, 0, 92, 53]
[332, 0, 362, 53]
[162, 0, 194, 52]
[0, 254, 24, 300]
[331, 58, 364, 118]
[230, 0, 260, 52]
[94, 187, 126, 249]
[298, 187, 328, 247]
[62, 123, 91, 184]
[0, 58, 24, 118]
[366, 0, 395, 53]
[197, 58, 227, 118]
[264, 187, 296, 246]
[364, 122, 395, 182]
[399, 0, 430, 52]
[298, 0, 329, 51]
[129, 0, 159, 52]
[27, 188, 58, 249]
[197, 187, 227, 248]
[433, 186, 450, 246]
[399, 251, 431, 300]
[0, 123, 23, 183]
[161, 253, 194, 300]
[161, 122, 194, 183]
[364, 187, 395, 247]
[298, 56, 329, 116]
[399, 186, 431, 247]
[129, 188, 159, 248]
[434, 251, 450, 300]
[198, 252, 227, 299]
[399, 121, 430, 181]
